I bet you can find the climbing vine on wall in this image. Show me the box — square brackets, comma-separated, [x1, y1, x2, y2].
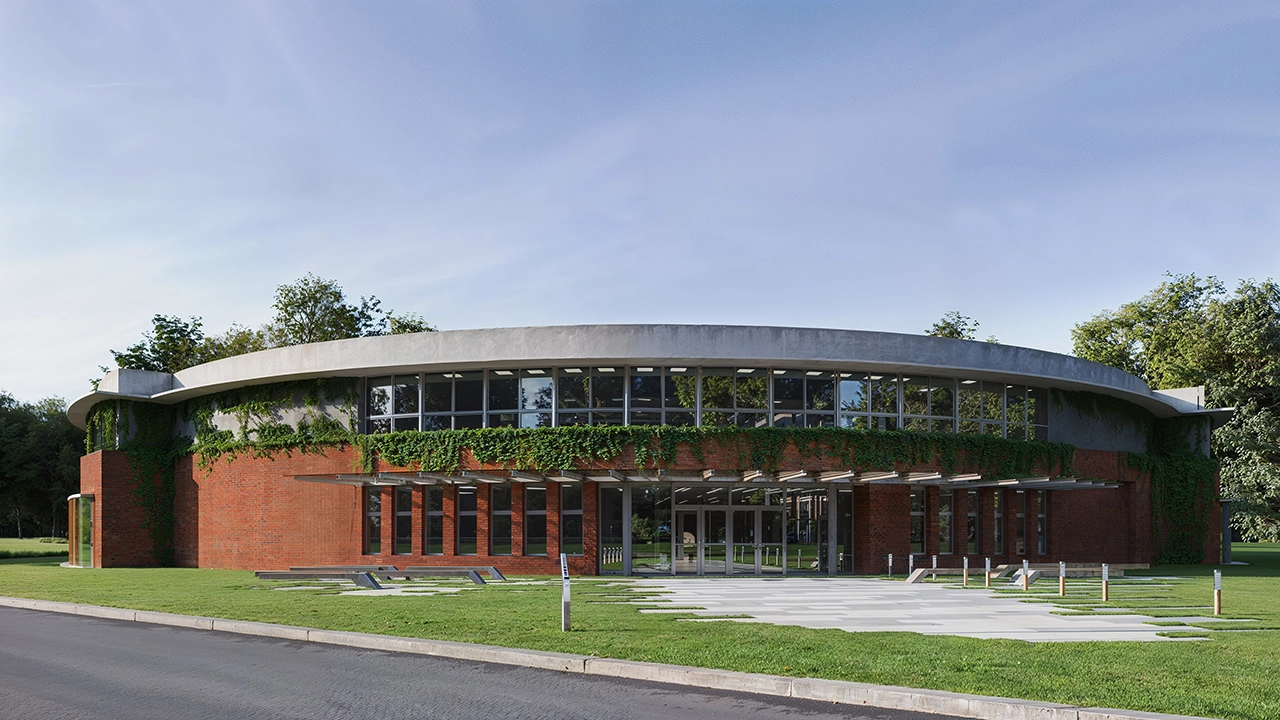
[1051, 388, 1155, 439]
[354, 425, 1076, 479]
[1126, 416, 1219, 564]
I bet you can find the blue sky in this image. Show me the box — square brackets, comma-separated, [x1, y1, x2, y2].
[1, 1, 1277, 404]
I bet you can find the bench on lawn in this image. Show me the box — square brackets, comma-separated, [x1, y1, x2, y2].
[289, 565, 398, 572]
[405, 566, 506, 582]
[255, 570, 383, 589]
[374, 568, 486, 585]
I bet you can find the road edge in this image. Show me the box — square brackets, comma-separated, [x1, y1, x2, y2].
[0, 595, 1210, 720]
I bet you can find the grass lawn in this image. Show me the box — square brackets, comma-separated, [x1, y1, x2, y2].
[0, 537, 68, 559]
[2, 546, 1278, 720]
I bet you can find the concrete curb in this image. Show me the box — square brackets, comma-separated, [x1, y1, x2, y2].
[0, 596, 1212, 720]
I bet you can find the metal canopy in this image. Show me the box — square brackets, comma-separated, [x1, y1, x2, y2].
[294, 470, 1119, 490]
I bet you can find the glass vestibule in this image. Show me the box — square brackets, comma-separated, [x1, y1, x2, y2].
[603, 483, 852, 577]
[66, 493, 93, 568]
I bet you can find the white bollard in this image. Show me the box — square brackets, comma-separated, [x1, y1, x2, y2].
[909, 554, 915, 574]
[888, 553, 894, 577]
[1059, 561, 1066, 597]
[1022, 559, 1030, 591]
[985, 557, 991, 588]
[1214, 570, 1222, 615]
[963, 556, 969, 587]
[1102, 563, 1110, 602]
[560, 553, 571, 632]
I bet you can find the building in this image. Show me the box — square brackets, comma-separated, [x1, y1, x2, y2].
[65, 325, 1228, 575]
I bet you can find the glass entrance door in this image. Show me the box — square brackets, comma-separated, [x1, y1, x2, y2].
[674, 508, 729, 575]
[674, 510, 698, 575]
[702, 509, 727, 575]
[729, 508, 786, 575]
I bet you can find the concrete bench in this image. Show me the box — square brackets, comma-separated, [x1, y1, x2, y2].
[375, 568, 486, 585]
[406, 566, 506, 582]
[256, 570, 383, 589]
[289, 565, 397, 572]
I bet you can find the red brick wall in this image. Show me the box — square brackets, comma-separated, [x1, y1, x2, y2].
[84, 441, 1214, 573]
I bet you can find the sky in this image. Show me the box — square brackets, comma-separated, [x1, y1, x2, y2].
[1, 1, 1277, 405]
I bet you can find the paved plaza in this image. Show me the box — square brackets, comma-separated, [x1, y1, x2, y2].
[629, 577, 1204, 642]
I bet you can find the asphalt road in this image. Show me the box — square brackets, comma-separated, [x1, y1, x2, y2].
[0, 606, 964, 720]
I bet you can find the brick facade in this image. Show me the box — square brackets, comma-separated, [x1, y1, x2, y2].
[81, 443, 1218, 573]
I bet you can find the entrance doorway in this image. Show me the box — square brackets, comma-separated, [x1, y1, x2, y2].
[674, 508, 726, 575]
[731, 507, 786, 575]
[675, 506, 789, 576]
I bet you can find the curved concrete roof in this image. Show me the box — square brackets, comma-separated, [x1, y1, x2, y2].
[67, 324, 1216, 428]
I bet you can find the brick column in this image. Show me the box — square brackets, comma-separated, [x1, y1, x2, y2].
[582, 481, 599, 574]
[443, 485, 457, 557]
[477, 484, 491, 557]
[547, 482, 562, 558]
[925, 486, 940, 561]
[954, 489, 970, 561]
[979, 488, 995, 557]
[511, 483, 525, 556]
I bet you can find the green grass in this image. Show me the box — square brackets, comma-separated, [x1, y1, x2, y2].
[0, 537, 68, 559]
[2, 546, 1279, 720]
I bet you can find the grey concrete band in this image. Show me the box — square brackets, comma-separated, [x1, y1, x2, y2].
[0, 596, 1210, 720]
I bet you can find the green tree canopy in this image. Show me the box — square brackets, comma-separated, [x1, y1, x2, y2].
[927, 312, 997, 343]
[1071, 273, 1280, 540]
[0, 392, 84, 537]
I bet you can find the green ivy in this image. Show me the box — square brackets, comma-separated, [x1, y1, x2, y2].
[1051, 388, 1155, 440]
[354, 425, 1076, 479]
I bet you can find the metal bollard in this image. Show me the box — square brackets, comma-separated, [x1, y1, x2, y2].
[1059, 561, 1066, 597]
[1214, 570, 1222, 615]
[1022, 559, 1030, 591]
[985, 557, 991, 588]
[909, 554, 915, 575]
[931, 555, 938, 580]
[888, 553, 894, 578]
[963, 556, 969, 587]
[1102, 563, 1110, 602]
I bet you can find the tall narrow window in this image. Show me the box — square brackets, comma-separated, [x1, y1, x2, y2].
[561, 483, 584, 556]
[966, 490, 978, 554]
[394, 486, 412, 555]
[1038, 492, 1048, 555]
[423, 486, 443, 554]
[525, 484, 548, 555]
[491, 485, 512, 555]
[909, 488, 925, 554]
[939, 490, 953, 554]
[457, 486, 477, 555]
[364, 487, 382, 555]
[993, 491, 1004, 555]
[1016, 490, 1027, 555]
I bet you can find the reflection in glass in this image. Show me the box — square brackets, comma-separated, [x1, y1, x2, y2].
[454, 373, 484, 412]
[772, 370, 804, 411]
[521, 371, 554, 410]
[423, 486, 443, 554]
[930, 378, 955, 417]
[665, 369, 697, 409]
[423, 375, 452, 413]
[735, 371, 768, 409]
[592, 368, 624, 408]
[394, 375, 419, 415]
[367, 377, 391, 416]
[630, 485, 671, 575]
[489, 375, 518, 410]
[806, 372, 834, 410]
[701, 368, 733, 409]
[902, 376, 928, 416]
[869, 375, 898, 414]
[558, 372, 589, 408]
[630, 370, 661, 408]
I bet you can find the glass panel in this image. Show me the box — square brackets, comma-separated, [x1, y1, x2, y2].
[700, 410, 733, 427]
[674, 510, 698, 574]
[393, 416, 418, 432]
[839, 372, 869, 413]
[1033, 425, 1049, 441]
[489, 374, 518, 410]
[980, 382, 1004, 421]
[735, 412, 767, 429]
[458, 486, 477, 512]
[561, 483, 583, 512]
[365, 487, 382, 555]
[994, 490, 1004, 554]
[599, 486, 624, 573]
[590, 411, 623, 426]
[930, 377, 955, 418]
[488, 412, 518, 428]
[958, 380, 981, 419]
[787, 488, 828, 573]
[701, 368, 734, 409]
[735, 369, 768, 409]
[491, 514, 512, 555]
[424, 486, 442, 513]
[772, 412, 802, 428]
[521, 371, 554, 410]
[562, 513, 584, 556]
[630, 369, 661, 408]
[869, 375, 898, 414]
[805, 372, 834, 411]
[424, 486, 443, 555]
[760, 509, 785, 574]
[674, 485, 728, 505]
[806, 413, 835, 428]
[1028, 386, 1048, 425]
[367, 377, 391, 416]
[959, 419, 980, 434]
[423, 374, 453, 413]
[903, 417, 928, 432]
[76, 497, 93, 567]
[837, 489, 853, 573]
[558, 370, 589, 408]
[557, 412, 587, 426]
[663, 410, 692, 426]
[982, 422, 1003, 437]
[520, 412, 552, 428]
[454, 372, 484, 412]
[909, 488, 924, 554]
[931, 419, 954, 433]
[592, 368, 624, 408]
[394, 375, 419, 415]
[731, 486, 784, 506]
[664, 368, 698, 409]
[704, 510, 727, 573]
[902, 376, 928, 416]
[629, 410, 662, 425]
[840, 414, 869, 430]
[455, 414, 483, 429]
[772, 370, 804, 411]
[524, 513, 547, 555]
[939, 490, 953, 554]
[1016, 490, 1027, 555]
[395, 515, 412, 554]
[491, 485, 511, 512]
[967, 490, 978, 554]
[422, 415, 450, 431]
[630, 485, 671, 575]
[458, 514, 477, 555]
[524, 485, 546, 512]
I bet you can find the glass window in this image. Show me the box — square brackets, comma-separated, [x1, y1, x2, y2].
[902, 376, 928, 416]
[561, 483, 583, 556]
[839, 372, 868, 413]
[666, 410, 695, 427]
[491, 485, 512, 556]
[367, 377, 391, 417]
[664, 368, 697, 409]
[394, 486, 412, 555]
[520, 411, 552, 428]
[591, 368, 624, 408]
[772, 370, 804, 411]
[489, 372, 518, 411]
[735, 369, 768, 409]
[630, 485, 671, 575]
[557, 369, 589, 408]
[909, 488, 925, 554]
[423, 486, 443, 555]
[599, 486, 625, 574]
[701, 368, 734, 409]
[458, 486, 477, 555]
[520, 369, 553, 410]
[393, 416, 418, 432]
[630, 410, 662, 426]
[422, 415, 450, 431]
[805, 371, 834, 411]
[455, 413, 483, 429]
[1028, 386, 1048, 425]
[980, 382, 1004, 421]
[524, 485, 547, 555]
[364, 487, 382, 555]
[930, 378, 955, 418]
[394, 375, 419, 415]
[423, 374, 452, 414]
[630, 368, 661, 408]
[1016, 490, 1026, 555]
[939, 490, 953, 554]
[488, 412, 518, 428]
[454, 372, 484, 412]
[966, 490, 978, 554]
[869, 375, 898, 415]
[958, 380, 981, 420]
[1006, 385, 1027, 440]
[590, 411, 623, 426]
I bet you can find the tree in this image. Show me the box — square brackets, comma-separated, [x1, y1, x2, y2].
[387, 311, 436, 335]
[265, 273, 386, 346]
[0, 393, 84, 538]
[927, 312, 997, 343]
[1071, 273, 1280, 540]
[111, 315, 208, 373]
